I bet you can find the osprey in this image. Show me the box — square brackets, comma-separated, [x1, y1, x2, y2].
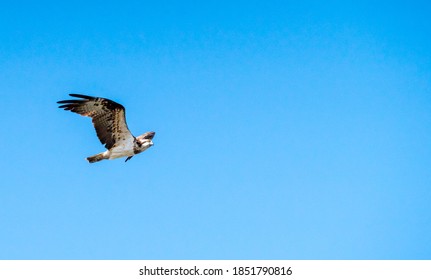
[57, 94, 155, 163]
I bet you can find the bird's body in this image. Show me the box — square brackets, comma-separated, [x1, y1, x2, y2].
[57, 94, 155, 163]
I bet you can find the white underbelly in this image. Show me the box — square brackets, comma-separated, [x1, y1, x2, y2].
[108, 142, 135, 159]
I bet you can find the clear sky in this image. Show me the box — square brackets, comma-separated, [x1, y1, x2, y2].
[1, 0, 430, 259]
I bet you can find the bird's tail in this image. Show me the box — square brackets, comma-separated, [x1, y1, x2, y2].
[86, 152, 108, 163]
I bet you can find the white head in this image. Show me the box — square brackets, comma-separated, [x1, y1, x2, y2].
[135, 131, 155, 152]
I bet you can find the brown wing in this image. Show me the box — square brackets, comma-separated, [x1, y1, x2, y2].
[57, 94, 133, 149]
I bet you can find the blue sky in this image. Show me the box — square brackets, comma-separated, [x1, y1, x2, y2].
[1, 1, 430, 259]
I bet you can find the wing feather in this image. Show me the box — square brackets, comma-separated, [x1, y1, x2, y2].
[57, 94, 133, 149]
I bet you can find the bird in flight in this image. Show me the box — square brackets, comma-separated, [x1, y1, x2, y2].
[57, 94, 155, 163]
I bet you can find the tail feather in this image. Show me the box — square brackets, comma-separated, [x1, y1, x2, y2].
[86, 152, 108, 163]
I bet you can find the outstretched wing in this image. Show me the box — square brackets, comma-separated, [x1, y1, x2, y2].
[57, 94, 133, 149]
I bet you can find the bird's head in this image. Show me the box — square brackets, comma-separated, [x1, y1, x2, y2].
[136, 131, 155, 149]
